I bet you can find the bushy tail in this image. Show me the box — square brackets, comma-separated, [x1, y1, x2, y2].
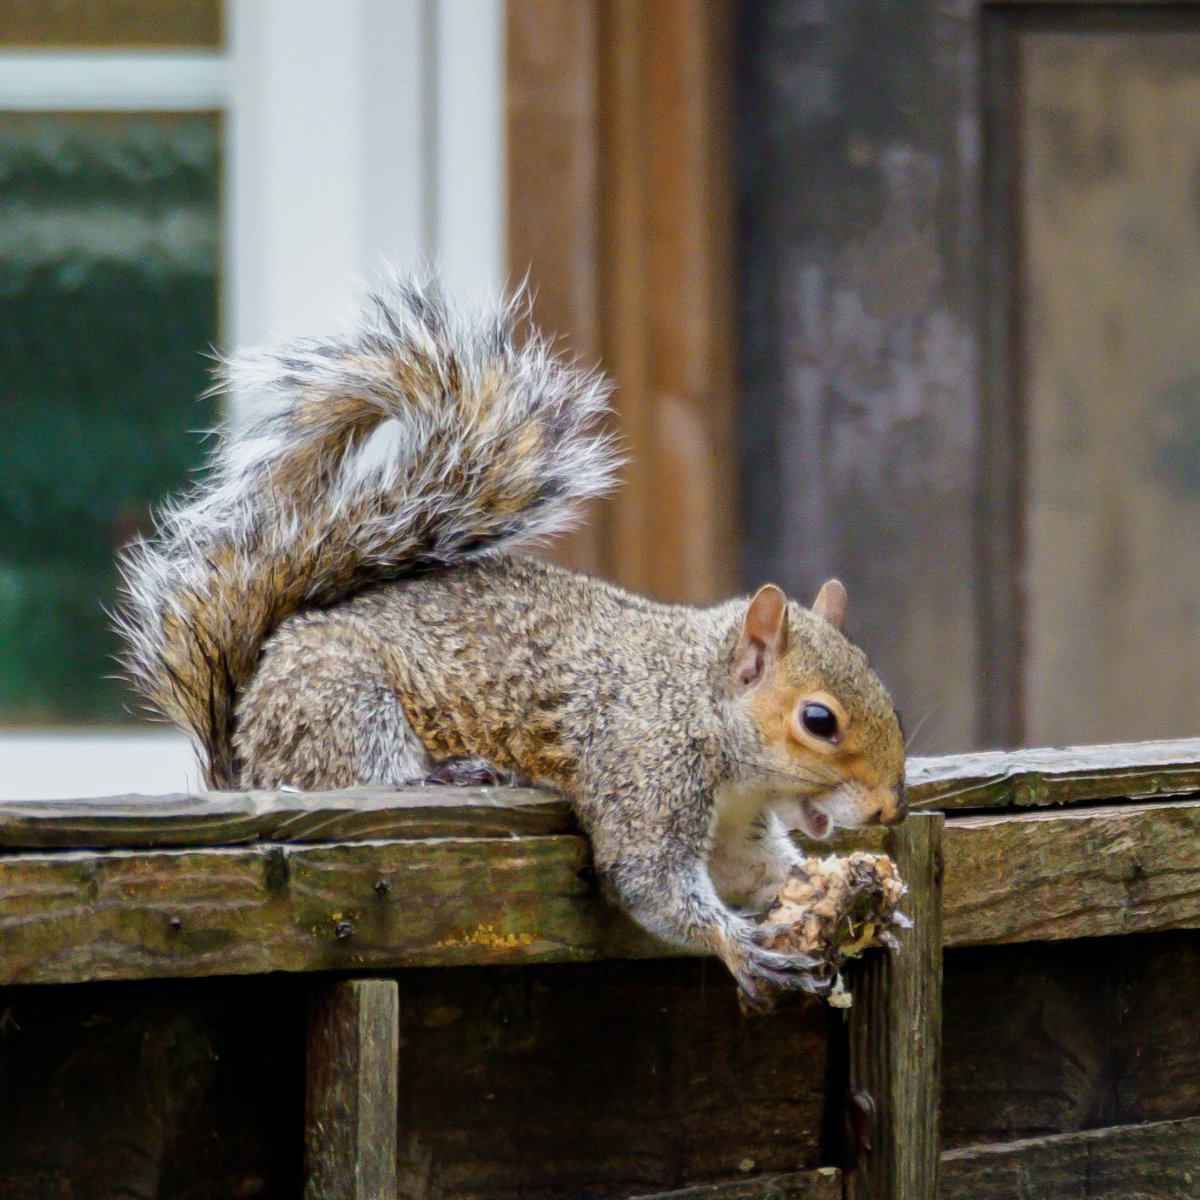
[116, 279, 619, 787]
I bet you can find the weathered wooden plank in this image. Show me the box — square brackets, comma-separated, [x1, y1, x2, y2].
[940, 1116, 1200, 1200]
[848, 814, 944, 1200]
[0, 961, 831, 1200]
[3, 795, 1200, 984]
[0, 834, 666, 986]
[0, 785, 573, 849]
[943, 798, 1200, 947]
[1010, 14, 1200, 749]
[627, 1167, 841, 1199]
[4, 738, 1198, 854]
[737, 0, 984, 754]
[942, 932, 1200, 1145]
[304, 978, 398, 1200]
[5, 737, 1198, 856]
[395, 960, 831, 1198]
[907, 737, 1200, 811]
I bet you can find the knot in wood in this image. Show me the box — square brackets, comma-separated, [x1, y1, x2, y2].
[263, 846, 290, 891]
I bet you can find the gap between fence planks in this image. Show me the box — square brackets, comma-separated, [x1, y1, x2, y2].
[2, 738, 1198, 854]
[304, 978, 399, 1200]
[2, 797, 1200, 985]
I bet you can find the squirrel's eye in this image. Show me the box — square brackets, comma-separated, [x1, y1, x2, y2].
[800, 702, 839, 742]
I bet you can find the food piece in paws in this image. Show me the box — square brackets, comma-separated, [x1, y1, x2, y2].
[754, 852, 908, 1011]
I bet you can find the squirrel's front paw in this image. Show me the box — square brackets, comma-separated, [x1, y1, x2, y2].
[734, 852, 909, 1014]
[723, 923, 832, 1014]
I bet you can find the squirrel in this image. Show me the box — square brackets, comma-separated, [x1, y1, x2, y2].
[116, 278, 906, 1009]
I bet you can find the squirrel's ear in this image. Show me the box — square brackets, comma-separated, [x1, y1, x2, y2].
[734, 584, 789, 690]
[811, 578, 848, 631]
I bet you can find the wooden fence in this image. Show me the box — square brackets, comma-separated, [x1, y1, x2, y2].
[2, 739, 1199, 1198]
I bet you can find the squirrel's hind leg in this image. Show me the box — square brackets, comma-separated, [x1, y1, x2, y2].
[234, 615, 433, 789]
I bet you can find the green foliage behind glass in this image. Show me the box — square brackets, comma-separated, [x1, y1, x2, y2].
[0, 114, 219, 724]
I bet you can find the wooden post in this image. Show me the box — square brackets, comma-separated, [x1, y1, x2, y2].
[304, 978, 399, 1200]
[848, 812, 944, 1200]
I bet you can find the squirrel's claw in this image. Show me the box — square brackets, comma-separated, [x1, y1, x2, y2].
[423, 756, 526, 788]
[735, 961, 832, 1015]
[745, 923, 821, 968]
[725, 925, 832, 1012]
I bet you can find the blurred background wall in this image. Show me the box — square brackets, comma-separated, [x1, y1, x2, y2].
[2, 0, 1198, 795]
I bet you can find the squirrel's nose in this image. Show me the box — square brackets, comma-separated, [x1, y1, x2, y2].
[880, 797, 907, 826]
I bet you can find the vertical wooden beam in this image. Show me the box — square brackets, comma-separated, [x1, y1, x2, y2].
[641, 0, 738, 605]
[507, 0, 606, 574]
[599, 0, 739, 604]
[848, 813, 944, 1200]
[597, 0, 653, 591]
[304, 978, 399, 1200]
[508, 0, 739, 603]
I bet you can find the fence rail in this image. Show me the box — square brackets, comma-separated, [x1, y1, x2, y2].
[2, 738, 1199, 1199]
[3, 749, 1200, 987]
[3, 737, 1199, 850]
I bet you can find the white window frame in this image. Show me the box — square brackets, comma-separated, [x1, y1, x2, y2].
[0, 0, 506, 799]
[226, 0, 506, 350]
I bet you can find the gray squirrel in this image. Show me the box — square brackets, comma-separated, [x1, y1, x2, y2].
[117, 279, 905, 1009]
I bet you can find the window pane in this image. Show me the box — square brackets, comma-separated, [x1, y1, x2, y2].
[0, 112, 219, 725]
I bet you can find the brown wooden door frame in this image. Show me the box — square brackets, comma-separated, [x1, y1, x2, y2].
[508, 0, 739, 605]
